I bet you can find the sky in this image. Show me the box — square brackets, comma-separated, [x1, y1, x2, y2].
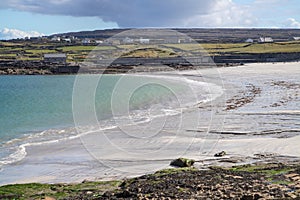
[0, 0, 300, 39]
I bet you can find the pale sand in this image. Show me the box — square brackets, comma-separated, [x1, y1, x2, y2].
[0, 62, 300, 185]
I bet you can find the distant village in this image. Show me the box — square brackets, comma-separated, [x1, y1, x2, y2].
[10, 32, 300, 45]
[17, 35, 194, 45]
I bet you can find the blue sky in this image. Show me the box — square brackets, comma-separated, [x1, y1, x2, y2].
[1, 0, 300, 39]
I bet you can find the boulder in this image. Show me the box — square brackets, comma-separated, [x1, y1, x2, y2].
[214, 151, 227, 157]
[170, 158, 195, 167]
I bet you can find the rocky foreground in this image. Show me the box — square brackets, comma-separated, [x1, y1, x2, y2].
[71, 163, 300, 200]
[1, 162, 300, 199]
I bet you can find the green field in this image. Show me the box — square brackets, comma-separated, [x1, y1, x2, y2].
[0, 181, 120, 199]
[1, 40, 300, 62]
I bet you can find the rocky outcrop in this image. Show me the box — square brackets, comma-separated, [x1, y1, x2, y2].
[170, 158, 195, 167]
[214, 151, 227, 157]
[0, 61, 79, 75]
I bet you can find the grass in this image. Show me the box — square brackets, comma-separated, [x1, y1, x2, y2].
[164, 43, 247, 51]
[0, 41, 23, 47]
[58, 45, 116, 52]
[122, 47, 176, 58]
[219, 43, 300, 54]
[230, 164, 293, 175]
[229, 163, 295, 185]
[164, 42, 300, 54]
[0, 53, 16, 57]
[154, 167, 197, 177]
[118, 44, 139, 49]
[18, 57, 41, 61]
[0, 181, 121, 200]
[58, 45, 96, 52]
[25, 49, 58, 54]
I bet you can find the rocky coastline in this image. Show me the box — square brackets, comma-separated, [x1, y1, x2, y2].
[2, 51, 300, 75]
[0, 60, 79, 75]
[1, 161, 300, 199]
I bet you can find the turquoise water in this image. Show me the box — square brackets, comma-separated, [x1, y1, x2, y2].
[0, 74, 199, 166]
[0, 75, 75, 143]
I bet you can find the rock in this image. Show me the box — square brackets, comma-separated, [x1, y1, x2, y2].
[44, 197, 56, 200]
[102, 191, 115, 198]
[116, 189, 133, 198]
[286, 192, 298, 199]
[254, 193, 263, 199]
[240, 193, 263, 200]
[214, 151, 227, 157]
[240, 194, 255, 200]
[170, 158, 195, 167]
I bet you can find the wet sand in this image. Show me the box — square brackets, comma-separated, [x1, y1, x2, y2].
[0, 62, 300, 185]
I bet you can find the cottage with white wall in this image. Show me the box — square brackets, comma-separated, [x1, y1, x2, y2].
[258, 37, 273, 43]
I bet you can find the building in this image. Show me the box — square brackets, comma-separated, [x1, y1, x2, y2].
[44, 53, 67, 63]
[51, 36, 61, 42]
[178, 38, 192, 44]
[293, 37, 300, 41]
[82, 38, 91, 44]
[258, 37, 273, 43]
[245, 38, 254, 43]
[123, 37, 134, 44]
[63, 38, 72, 43]
[95, 40, 104, 44]
[138, 38, 150, 44]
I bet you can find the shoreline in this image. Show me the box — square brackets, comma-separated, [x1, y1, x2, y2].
[0, 58, 299, 75]
[0, 62, 300, 187]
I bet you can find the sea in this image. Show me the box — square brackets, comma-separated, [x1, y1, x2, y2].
[0, 73, 222, 170]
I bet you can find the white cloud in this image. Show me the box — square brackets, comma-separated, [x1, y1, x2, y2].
[0, 0, 256, 28]
[0, 28, 44, 40]
[183, 0, 256, 27]
[0, 0, 298, 28]
[284, 18, 300, 28]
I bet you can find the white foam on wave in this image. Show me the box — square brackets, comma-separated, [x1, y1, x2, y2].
[0, 143, 27, 166]
[131, 73, 224, 107]
[0, 72, 224, 168]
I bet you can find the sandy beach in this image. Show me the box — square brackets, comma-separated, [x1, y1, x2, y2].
[0, 62, 300, 186]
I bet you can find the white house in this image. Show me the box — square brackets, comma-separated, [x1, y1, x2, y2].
[51, 36, 61, 42]
[259, 37, 273, 43]
[82, 38, 91, 44]
[293, 37, 300, 41]
[63, 38, 72, 43]
[245, 38, 254, 43]
[95, 40, 103, 44]
[123, 37, 134, 44]
[138, 38, 150, 44]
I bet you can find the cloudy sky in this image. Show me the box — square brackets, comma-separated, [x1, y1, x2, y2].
[1, 0, 300, 39]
